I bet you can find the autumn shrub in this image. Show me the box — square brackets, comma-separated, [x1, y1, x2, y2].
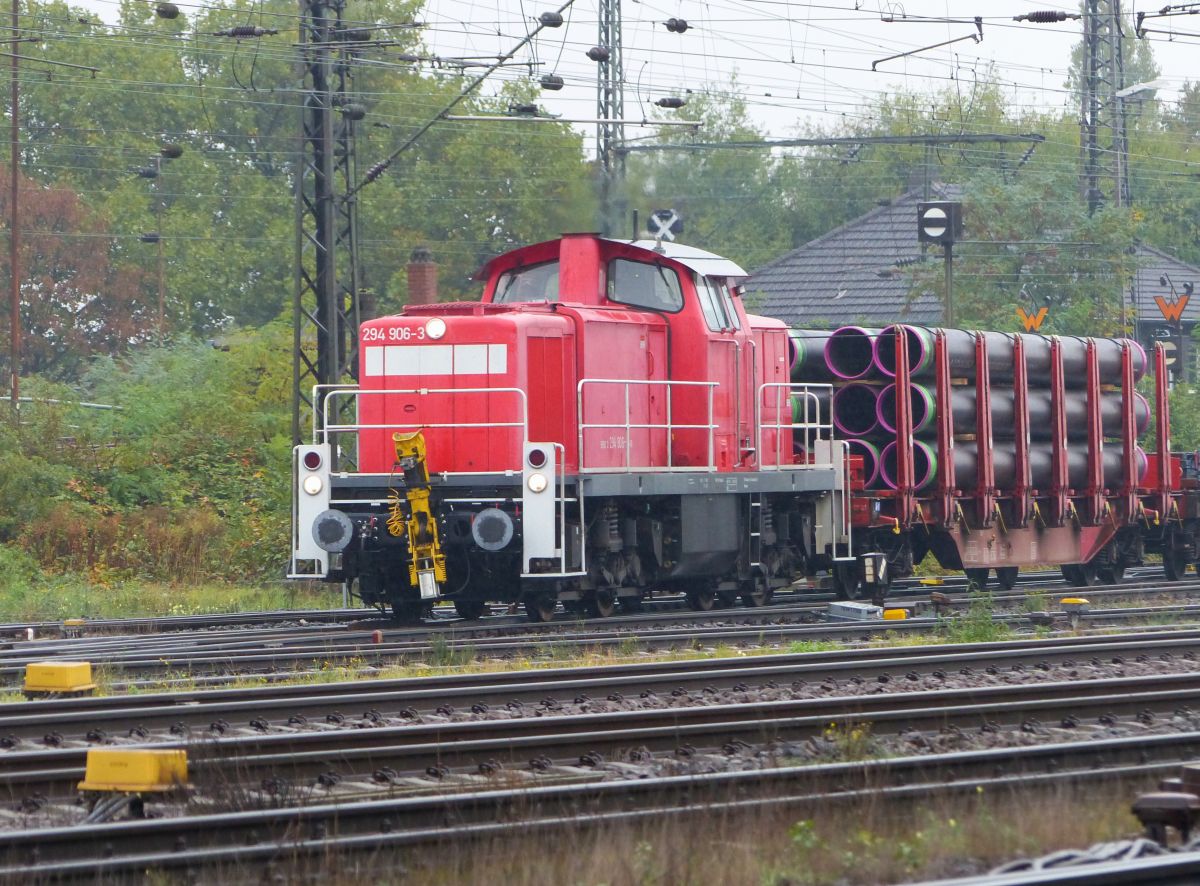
[7, 327, 295, 586]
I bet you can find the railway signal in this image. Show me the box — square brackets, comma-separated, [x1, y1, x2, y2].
[649, 209, 683, 242]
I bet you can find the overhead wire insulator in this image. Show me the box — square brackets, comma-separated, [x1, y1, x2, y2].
[159, 143, 183, 159]
[154, 3, 180, 20]
[664, 18, 689, 33]
[140, 232, 161, 244]
[540, 74, 564, 91]
[655, 96, 686, 109]
[136, 166, 159, 178]
[1013, 11, 1078, 22]
[213, 26, 279, 38]
[510, 103, 539, 116]
[586, 46, 611, 62]
[538, 11, 564, 27]
[339, 28, 372, 41]
[341, 103, 366, 121]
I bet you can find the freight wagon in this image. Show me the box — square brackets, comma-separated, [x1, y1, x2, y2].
[288, 233, 1197, 621]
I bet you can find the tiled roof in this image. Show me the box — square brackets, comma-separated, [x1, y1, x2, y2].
[745, 185, 957, 328]
[746, 184, 1200, 331]
[1129, 244, 1200, 325]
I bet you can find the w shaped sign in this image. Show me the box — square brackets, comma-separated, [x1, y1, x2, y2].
[1016, 306, 1048, 332]
[1155, 294, 1190, 325]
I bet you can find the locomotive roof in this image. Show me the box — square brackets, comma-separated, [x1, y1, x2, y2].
[610, 239, 749, 279]
[474, 235, 748, 281]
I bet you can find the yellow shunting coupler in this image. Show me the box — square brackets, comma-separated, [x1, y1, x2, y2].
[78, 749, 188, 793]
[22, 661, 96, 697]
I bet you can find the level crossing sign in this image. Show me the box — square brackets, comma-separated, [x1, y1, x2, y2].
[649, 209, 683, 241]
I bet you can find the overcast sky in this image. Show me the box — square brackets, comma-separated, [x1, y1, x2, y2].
[409, 1, 1197, 150]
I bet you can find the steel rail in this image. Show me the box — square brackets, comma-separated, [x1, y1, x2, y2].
[4, 672, 1200, 799]
[2, 631, 1199, 743]
[1, 730, 1197, 876]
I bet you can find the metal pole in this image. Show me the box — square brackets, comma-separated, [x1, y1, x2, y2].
[943, 242, 954, 327]
[7, 0, 17, 414]
[153, 156, 165, 343]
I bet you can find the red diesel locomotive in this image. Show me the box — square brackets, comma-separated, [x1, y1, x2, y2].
[289, 233, 1197, 621]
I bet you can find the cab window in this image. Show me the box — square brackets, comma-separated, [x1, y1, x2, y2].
[494, 261, 560, 303]
[695, 274, 731, 331]
[607, 259, 683, 312]
[718, 281, 742, 329]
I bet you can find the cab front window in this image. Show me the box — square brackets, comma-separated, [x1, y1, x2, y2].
[494, 261, 560, 303]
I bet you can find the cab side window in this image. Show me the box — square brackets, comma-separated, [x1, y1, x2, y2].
[695, 274, 731, 331]
[718, 281, 742, 330]
[608, 259, 683, 312]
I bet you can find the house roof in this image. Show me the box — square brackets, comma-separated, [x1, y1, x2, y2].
[744, 185, 955, 328]
[1129, 244, 1200, 326]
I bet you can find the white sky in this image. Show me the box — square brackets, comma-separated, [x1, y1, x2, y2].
[410, 1, 1198, 151]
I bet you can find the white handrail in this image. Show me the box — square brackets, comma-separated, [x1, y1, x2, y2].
[576, 377, 719, 473]
[755, 382, 835, 472]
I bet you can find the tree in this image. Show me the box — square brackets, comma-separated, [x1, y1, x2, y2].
[0, 173, 151, 379]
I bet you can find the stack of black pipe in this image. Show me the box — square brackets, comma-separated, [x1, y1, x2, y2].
[787, 325, 1149, 492]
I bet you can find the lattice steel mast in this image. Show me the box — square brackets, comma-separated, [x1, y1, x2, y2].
[293, 0, 363, 445]
[597, 0, 624, 233]
[1080, 0, 1127, 212]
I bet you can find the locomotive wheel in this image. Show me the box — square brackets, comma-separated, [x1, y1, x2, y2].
[1164, 549, 1189, 582]
[453, 600, 486, 620]
[523, 594, 557, 623]
[964, 568, 990, 591]
[619, 596, 644, 614]
[586, 591, 617, 618]
[740, 579, 773, 608]
[685, 589, 717, 611]
[390, 600, 425, 624]
[995, 567, 1019, 590]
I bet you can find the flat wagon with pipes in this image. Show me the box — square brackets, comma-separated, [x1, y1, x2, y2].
[288, 233, 1196, 621]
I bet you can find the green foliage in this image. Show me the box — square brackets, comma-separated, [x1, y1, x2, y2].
[940, 590, 1013, 644]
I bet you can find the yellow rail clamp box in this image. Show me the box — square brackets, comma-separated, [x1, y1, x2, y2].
[918, 577, 944, 586]
[78, 749, 188, 793]
[23, 661, 96, 697]
[883, 609, 908, 620]
[1060, 597, 1090, 613]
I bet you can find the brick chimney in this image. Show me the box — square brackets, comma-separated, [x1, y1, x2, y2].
[406, 246, 438, 305]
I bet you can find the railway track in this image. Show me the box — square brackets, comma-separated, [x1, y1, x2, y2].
[3, 629, 1200, 740]
[3, 629, 1200, 880]
[0, 728, 1193, 880]
[3, 668, 1200, 800]
[4, 581, 1200, 689]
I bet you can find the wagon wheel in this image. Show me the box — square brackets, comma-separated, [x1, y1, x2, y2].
[1098, 562, 1126, 585]
[740, 578, 774, 608]
[523, 594, 557, 623]
[716, 589, 739, 608]
[390, 600, 425, 624]
[586, 590, 618, 618]
[1164, 548, 1190, 582]
[1064, 562, 1099, 587]
[453, 600, 487, 620]
[964, 568, 991, 591]
[685, 588, 717, 611]
[994, 567, 1019, 591]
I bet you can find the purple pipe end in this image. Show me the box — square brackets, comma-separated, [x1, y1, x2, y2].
[873, 324, 929, 378]
[847, 439, 882, 489]
[877, 382, 935, 435]
[833, 383, 880, 437]
[880, 440, 936, 492]
[825, 326, 877, 380]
